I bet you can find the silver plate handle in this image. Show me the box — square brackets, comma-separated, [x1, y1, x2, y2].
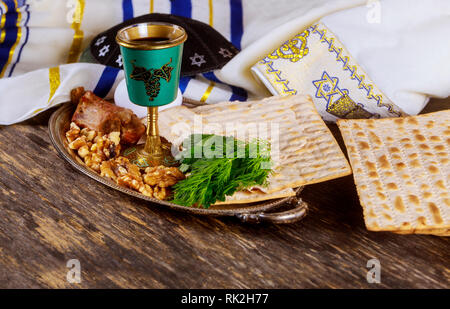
[236, 197, 308, 224]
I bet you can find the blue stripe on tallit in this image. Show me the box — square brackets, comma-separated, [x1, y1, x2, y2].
[8, 1, 30, 77]
[170, 0, 192, 93]
[230, 0, 243, 50]
[203, 72, 220, 83]
[122, 0, 134, 21]
[179, 76, 191, 94]
[229, 85, 247, 101]
[170, 1, 192, 92]
[93, 66, 120, 98]
[170, 0, 192, 18]
[0, 0, 19, 75]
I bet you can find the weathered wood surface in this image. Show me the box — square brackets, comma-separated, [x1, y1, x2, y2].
[0, 99, 448, 289]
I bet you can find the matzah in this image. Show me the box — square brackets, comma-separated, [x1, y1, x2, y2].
[337, 110, 450, 235]
[159, 95, 352, 203]
[213, 188, 296, 205]
[394, 229, 450, 236]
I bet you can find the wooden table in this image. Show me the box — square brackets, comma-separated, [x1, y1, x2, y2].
[0, 98, 448, 289]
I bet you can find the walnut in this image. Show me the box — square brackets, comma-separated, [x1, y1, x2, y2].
[153, 186, 169, 200]
[66, 123, 184, 201]
[108, 131, 121, 146]
[84, 155, 100, 172]
[100, 157, 153, 197]
[139, 184, 154, 197]
[100, 157, 177, 200]
[66, 122, 81, 143]
[93, 132, 104, 144]
[69, 136, 87, 150]
[80, 127, 96, 142]
[116, 175, 153, 197]
[143, 166, 185, 188]
[110, 156, 141, 179]
[66, 123, 121, 173]
[117, 174, 142, 191]
[100, 161, 117, 180]
[88, 133, 121, 161]
[78, 145, 90, 158]
[116, 171, 153, 198]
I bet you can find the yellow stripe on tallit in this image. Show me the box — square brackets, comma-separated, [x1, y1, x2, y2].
[198, 1, 216, 103]
[32, 66, 61, 115]
[0, 0, 22, 78]
[150, 0, 154, 13]
[0, 9, 6, 44]
[67, 0, 85, 63]
[0, 11, 5, 28]
[32, 108, 44, 115]
[48, 66, 61, 103]
[209, 0, 214, 28]
[200, 82, 215, 103]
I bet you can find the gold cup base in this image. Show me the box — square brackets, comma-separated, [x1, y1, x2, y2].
[122, 138, 178, 169]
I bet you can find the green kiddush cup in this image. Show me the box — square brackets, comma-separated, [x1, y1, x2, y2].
[116, 22, 187, 168]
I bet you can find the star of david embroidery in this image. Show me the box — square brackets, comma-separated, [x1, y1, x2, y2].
[218, 48, 233, 58]
[115, 55, 123, 67]
[312, 71, 341, 104]
[98, 45, 110, 57]
[189, 53, 206, 67]
[95, 36, 107, 46]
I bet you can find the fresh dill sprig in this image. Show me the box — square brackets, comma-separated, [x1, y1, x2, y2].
[171, 134, 272, 208]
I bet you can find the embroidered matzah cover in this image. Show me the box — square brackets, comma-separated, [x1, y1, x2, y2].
[251, 23, 406, 122]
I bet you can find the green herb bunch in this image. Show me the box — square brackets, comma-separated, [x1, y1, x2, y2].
[171, 134, 272, 208]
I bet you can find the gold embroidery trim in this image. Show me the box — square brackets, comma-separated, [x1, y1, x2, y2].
[310, 24, 404, 117]
[0, 0, 22, 78]
[267, 30, 309, 63]
[67, 0, 85, 63]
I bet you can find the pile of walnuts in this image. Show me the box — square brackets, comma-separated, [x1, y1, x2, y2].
[67, 122, 121, 172]
[66, 122, 184, 200]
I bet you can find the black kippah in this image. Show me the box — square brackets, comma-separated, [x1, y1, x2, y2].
[89, 13, 239, 77]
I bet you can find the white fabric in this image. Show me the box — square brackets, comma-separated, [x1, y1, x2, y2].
[0, 0, 449, 125]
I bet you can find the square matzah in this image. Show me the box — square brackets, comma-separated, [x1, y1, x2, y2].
[337, 110, 450, 234]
